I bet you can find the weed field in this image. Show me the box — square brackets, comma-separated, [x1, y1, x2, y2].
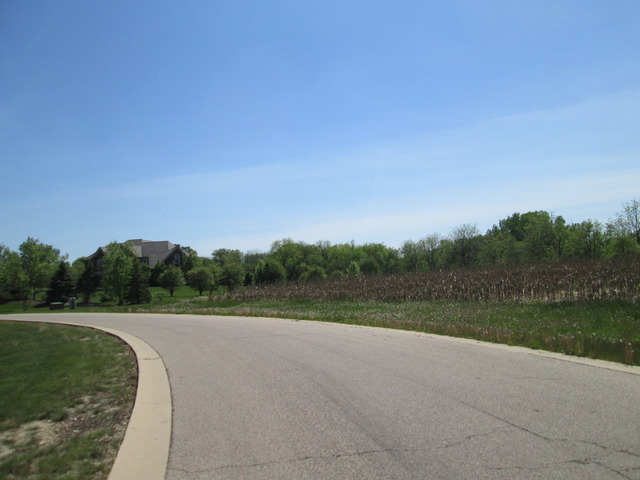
[232, 256, 640, 303]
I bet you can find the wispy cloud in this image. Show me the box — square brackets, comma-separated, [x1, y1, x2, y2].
[6, 89, 638, 259]
[78, 87, 640, 205]
[91, 90, 640, 252]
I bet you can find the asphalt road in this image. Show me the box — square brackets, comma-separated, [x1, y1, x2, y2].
[3, 313, 639, 479]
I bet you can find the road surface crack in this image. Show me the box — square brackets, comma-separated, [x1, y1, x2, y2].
[168, 447, 423, 475]
[484, 458, 636, 479]
[440, 425, 512, 449]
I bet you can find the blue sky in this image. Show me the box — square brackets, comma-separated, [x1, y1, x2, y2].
[1, 1, 639, 261]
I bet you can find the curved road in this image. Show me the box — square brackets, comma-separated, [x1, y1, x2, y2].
[3, 313, 639, 479]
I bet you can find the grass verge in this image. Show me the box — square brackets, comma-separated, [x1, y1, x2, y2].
[0, 321, 137, 480]
[5, 293, 638, 365]
[88, 297, 640, 365]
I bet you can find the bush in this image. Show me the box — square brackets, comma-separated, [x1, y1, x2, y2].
[299, 265, 327, 283]
[158, 265, 186, 297]
[254, 259, 286, 285]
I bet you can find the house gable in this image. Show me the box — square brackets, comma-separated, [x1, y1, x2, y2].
[83, 240, 185, 273]
[83, 247, 107, 274]
[161, 245, 185, 267]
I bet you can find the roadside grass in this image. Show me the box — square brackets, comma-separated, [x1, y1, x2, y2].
[0, 321, 137, 480]
[83, 296, 640, 365]
[5, 285, 638, 365]
[0, 285, 202, 313]
[0, 303, 30, 315]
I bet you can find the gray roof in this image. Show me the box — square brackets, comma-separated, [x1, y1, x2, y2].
[85, 239, 182, 268]
[128, 239, 177, 267]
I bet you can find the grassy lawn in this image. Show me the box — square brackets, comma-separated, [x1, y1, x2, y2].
[150, 285, 200, 298]
[0, 285, 202, 314]
[0, 321, 137, 480]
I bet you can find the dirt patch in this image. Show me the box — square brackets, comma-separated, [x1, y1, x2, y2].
[0, 393, 130, 463]
[0, 420, 60, 459]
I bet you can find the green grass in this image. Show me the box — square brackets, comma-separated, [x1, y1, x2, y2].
[0, 321, 137, 480]
[0, 285, 202, 313]
[150, 285, 201, 299]
[0, 303, 30, 315]
[83, 296, 640, 365]
[5, 288, 638, 365]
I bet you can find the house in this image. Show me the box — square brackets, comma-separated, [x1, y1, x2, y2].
[84, 239, 185, 274]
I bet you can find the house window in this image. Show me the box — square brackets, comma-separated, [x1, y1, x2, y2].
[140, 257, 149, 265]
[173, 254, 181, 266]
[96, 259, 104, 274]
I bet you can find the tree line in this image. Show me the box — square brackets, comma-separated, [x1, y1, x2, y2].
[223, 200, 640, 285]
[1, 200, 638, 306]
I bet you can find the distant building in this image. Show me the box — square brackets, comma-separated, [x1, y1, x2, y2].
[83, 239, 185, 275]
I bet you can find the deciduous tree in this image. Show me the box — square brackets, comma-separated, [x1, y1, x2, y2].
[299, 265, 327, 282]
[179, 245, 201, 275]
[187, 265, 217, 295]
[19, 237, 62, 300]
[254, 258, 286, 285]
[158, 265, 185, 296]
[448, 224, 481, 267]
[213, 249, 246, 290]
[0, 246, 28, 301]
[612, 199, 640, 245]
[102, 241, 135, 305]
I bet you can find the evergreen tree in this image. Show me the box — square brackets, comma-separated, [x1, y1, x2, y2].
[125, 260, 151, 304]
[76, 261, 100, 303]
[149, 262, 166, 287]
[46, 261, 75, 304]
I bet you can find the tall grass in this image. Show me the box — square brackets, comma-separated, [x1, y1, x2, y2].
[229, 256, 640, 303]
[114, 297, 640, 365]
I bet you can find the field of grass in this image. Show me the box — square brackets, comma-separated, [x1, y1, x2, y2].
[0, 321, 137, 480]
[79, 295, 639, 365]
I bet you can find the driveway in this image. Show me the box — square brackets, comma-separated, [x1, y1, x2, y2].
[2, 313, 639, 479]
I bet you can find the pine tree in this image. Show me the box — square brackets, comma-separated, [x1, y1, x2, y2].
[46, 261, 75, 304]
[76, 261, 100, 303]
[125, 260, 151, 304]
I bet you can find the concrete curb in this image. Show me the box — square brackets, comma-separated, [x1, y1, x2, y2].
[337, 320, 640, 376]
[0, 318, 172, 480]
[100, 326, 172, 480]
